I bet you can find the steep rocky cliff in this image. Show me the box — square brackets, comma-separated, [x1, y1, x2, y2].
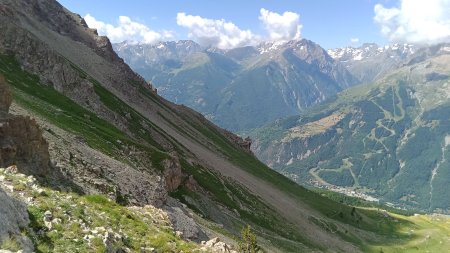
[0, 75, 49, 177]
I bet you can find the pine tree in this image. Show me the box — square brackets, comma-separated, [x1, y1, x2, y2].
[238, 225, 260, 253]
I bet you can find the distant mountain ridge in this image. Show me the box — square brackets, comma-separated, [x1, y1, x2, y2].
[252, 46, 450, 212]
[328, 43, 416, 62]
[328, 43, 450, 84]
[328, 43, 417, 83]
[114, 39, 358, 131]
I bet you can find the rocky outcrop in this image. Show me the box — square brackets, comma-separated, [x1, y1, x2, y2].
[0, 115, 50, 177]
[222, 130, 253, 153]
[0, 16, 103, 110]
[0, 187, 33, 252]
[200, 237, 237, 253]
[163, 158, 184, 192]
[44, 138, 169, 207]
[164, 198, 207, 242]
[0, 75, 50, 177]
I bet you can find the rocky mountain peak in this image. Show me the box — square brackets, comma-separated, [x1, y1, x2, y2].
[256, 39, 326, 56]
[327, 43, 417, 62]
[113, 37, 358, 130]
[114, 40, 203, 63]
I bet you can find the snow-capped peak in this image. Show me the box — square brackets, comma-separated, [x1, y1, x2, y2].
[328, 43, 417, 62]
[258, 40, 289, 54]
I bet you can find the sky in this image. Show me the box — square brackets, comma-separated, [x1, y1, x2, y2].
[57, 0, 450, 49]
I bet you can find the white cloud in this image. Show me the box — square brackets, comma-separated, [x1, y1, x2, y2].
[176, 13, 258, 49]
[350, 38, 360, 43]
[259, 8, 302, 41]
[374, 0, 450, 44]
[84, 14, 173, 44]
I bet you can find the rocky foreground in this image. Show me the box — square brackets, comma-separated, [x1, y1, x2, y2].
[0, 165, 237, 252]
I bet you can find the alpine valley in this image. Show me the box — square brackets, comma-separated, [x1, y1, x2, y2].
[253, 43, 450, 212]
[1, 0, 450, 253]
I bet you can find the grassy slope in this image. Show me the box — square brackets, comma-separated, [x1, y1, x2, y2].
[0, 54, 312, 251]
[0, 54, 170, 171]
[2, 53, 450, 252]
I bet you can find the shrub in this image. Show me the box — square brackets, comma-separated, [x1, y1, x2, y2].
[238, 225, 260, 253]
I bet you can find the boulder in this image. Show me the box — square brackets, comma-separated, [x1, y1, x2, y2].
[0, 76, 50, 177]
[43, 210, 53, 229]
[201, 237, 235, 252]
[0, 115, 50, 177]
[163, 158, 184, 192]
[0, 188, 33, 252]
[164, 198, 206, 241]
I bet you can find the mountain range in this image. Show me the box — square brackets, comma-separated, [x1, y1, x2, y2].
[115, 29, 450, 234]
[328, 43, 417, 83]
[328, 43, 450, 84]
[1, 0, 450, 252]
[114, 39, 358, 131]
[253, 42, 450, 212]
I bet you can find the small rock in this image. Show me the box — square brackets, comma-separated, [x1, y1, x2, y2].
[205, 237, 220, 247]
[52, 218, 62, 224]
[44, 210, 53, 221]
[202, 237, 235, 252]
[140, 247, 156, 253]
[83, 234, 95, 242]
[96, 226, 106, 232]
[215, 241, 230, 252]
[43, 210, 53, 229]
[5, 165, 18, 174]
[26, 176, 36, 187]
[44, 221, 52, 230]
[34, 187, 45, 195]
[5, 184, 13, 192]
[114, 233, 122, 240]
[26, 197, 34, 203]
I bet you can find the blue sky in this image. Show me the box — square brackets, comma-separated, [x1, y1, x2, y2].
[57, 0, 450, 49]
